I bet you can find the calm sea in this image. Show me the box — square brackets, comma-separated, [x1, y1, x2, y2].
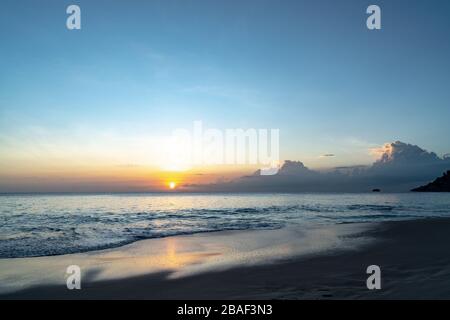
[1, 193, 449, 258]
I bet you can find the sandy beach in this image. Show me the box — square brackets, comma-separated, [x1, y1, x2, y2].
[2, 0, 450, 305]
[1, 218, 450, 299]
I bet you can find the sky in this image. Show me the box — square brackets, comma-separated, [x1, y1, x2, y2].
[1, 0, 450, 192]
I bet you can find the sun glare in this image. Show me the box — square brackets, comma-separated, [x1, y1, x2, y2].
[169, 181, 177, 190]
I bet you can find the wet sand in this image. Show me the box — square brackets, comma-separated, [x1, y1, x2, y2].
[2, 218, 450, 299]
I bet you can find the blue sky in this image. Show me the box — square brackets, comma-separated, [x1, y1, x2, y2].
[1, 0, 450, 178]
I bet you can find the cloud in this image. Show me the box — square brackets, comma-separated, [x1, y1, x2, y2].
[371, 141, 442, 167]
[116, 164, 142, 168]
[334, 165, 367, 170]
[183, 141, 450, 192]
[362, 141, 450, 191]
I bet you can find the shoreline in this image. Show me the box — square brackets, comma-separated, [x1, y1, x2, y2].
[2, 218, 450, 299]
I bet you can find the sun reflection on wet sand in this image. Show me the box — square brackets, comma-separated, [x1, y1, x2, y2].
[0, 223, 372, 294]
[86, 237, 222, 281]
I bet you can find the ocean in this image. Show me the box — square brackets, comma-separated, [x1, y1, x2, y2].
[1, 193, 449, 258]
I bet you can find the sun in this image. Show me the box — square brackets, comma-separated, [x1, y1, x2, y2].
[168, 181, 177, 190]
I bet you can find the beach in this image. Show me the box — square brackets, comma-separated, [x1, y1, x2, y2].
[2, 218, 450, 299]
[2, 0, 450, 304]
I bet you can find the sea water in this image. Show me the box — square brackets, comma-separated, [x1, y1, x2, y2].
[1, 193, 449, 258]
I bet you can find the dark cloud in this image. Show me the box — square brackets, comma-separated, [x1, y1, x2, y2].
[183, 141, 450, 192]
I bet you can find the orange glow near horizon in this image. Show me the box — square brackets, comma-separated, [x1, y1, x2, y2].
[0, 161, 261, 192]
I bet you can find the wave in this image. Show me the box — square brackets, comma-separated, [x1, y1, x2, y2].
[1, 193, 449, 258]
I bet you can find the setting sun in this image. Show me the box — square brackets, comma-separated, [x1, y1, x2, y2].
[168, 182, 177, 190]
